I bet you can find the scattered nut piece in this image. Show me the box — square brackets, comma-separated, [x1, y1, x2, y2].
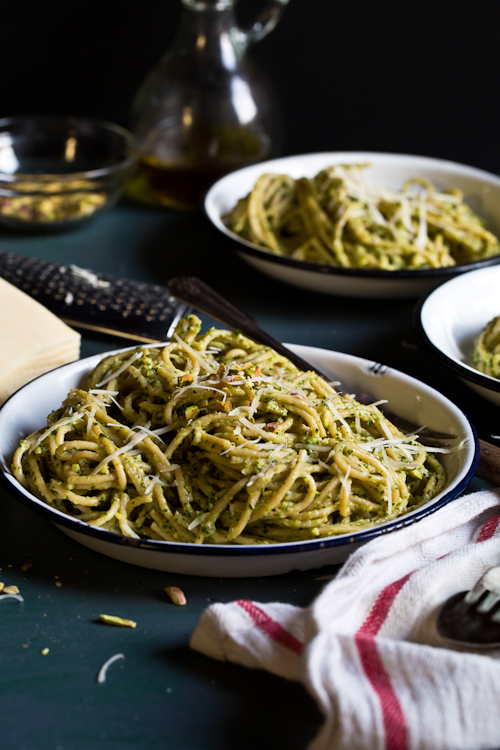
[41, 648, 49, 655]
[165, 586, 187, 606]
[3, 585, 20, 595]
[213, 400, 232, 413]
[99, 614, 137, 628]
[21, 644, 28, 649]
[21, 563, 33, 572]
[55, 581, 62, 587]
[184, 405, 199, 420]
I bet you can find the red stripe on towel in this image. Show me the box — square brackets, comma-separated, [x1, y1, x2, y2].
[357, 573, 413, 639]
[355, 572, 413, 750]
[476, 513, 500, 543]
[236, 600, 304, 656]
[355, 636, 409, 750]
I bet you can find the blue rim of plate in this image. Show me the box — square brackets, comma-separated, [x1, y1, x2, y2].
[0, 384, 480, 557]
[414, 294, 500, 393]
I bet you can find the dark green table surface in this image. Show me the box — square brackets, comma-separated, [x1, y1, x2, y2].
[0, 200, 494, 750]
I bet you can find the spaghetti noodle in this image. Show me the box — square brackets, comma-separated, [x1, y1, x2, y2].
[224, 164, 500, 270]
[12, 315, 447, 544]
[473, 315, 500, 378]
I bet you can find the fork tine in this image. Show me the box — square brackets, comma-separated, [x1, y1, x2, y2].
[476, 591, 500, 613]
[464, 566, 500, 605]
[464, 581, 490, 605]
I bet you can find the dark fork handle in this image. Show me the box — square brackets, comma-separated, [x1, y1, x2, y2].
[168, 277, 454, 437]
[167, 276, 334, 382]
[167, 276, 500, 484]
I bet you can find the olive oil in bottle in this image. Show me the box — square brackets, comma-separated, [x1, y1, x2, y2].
[131, 0, 286, 210]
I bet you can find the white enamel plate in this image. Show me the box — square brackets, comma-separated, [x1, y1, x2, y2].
[205, 151, 500, 299]
[0, 345, 478, 577]
[417, 264, 500, 406]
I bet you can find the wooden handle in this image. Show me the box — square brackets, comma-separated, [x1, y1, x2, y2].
[476, 439, 500, 485]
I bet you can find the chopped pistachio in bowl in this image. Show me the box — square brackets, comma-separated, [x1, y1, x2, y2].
[0, 116, 137, 231]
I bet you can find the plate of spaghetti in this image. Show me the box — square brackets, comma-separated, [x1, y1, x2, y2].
[0, 316, 478, 576]
[204, 152, 500, 299]
[417, 264, 500, 407]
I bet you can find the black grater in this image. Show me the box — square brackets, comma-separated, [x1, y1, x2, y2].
[0, 252, 190, 343]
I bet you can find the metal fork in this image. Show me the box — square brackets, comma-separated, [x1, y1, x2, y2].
[167, 276, 456, 443]
[437, 566, 500, 647]
[464, 567, 500, 619]
[167, 276, 500, 482]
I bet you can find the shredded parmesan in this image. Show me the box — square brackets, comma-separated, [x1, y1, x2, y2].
[327, 399, 352, 433]
[133, 424, 168, 444]
[172, 383, 228, 403]
[70, 265, 110, 289]
[173, 333, 217, 373]
[296, 443, 332, 452]
[29, 414, 85, 454]
[247, 389, 263, 419]
[86, 406, 96, 435]
[96, 653, 125, 683]
[360, 434, 418, 452]
[188, 511, 209, 531]
[415, 191, 428, 251]
[339, 464, 351, 494]
[220, 437, 261, 455]
[90, 431, 150, 475]
[96, 351, 143, 388]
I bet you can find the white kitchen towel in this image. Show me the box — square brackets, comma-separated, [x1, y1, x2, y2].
[191, 489, 500, 750]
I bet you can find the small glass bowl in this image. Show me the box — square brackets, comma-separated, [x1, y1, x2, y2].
[0, 116, 137, 231]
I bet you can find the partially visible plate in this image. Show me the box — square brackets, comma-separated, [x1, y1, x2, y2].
[205, 151, 500, 299]
[416, 264, 500, 406]
[0, 344, 478, 577]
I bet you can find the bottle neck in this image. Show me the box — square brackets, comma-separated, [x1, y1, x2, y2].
[182, 0, 235, 9]
[172, 0, 242, 71]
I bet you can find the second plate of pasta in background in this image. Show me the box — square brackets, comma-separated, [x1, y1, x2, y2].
[416, 264, 500, 406]
[204, 152, 500, 299]
[0, 321, 478, 577]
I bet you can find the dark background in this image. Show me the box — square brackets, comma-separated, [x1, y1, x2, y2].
[0, 7, 498, 749]
[1, 0, 499, 174]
